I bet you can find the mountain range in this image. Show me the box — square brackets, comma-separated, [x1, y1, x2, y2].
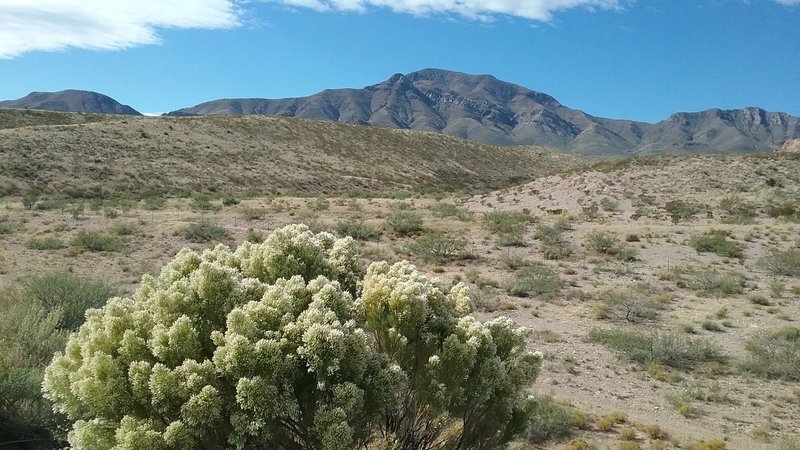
[3, 69, 798, 154]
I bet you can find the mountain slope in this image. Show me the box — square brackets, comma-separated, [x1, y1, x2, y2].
[0, 90, 141, 115]
[168, 69, 800, 155]
[0, 110, 578, 197]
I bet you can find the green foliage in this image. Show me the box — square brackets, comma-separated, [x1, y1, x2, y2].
[179, 222, 226, 243]
[222, 196, 240, 206]
[504, 264, 562, 299]
[243, 228, 265, 243]
[742, 326, 800, 380]
[762, 249, 800, 277]
[43, 225, 542, 450]
[429, 202, 473, 221]
[586, 232, 637, 261]
[589, 328, 726, 371]
[72, 230, 124, 252]
[524, 395, 575, 444]
[0, 273, 116, 447]
[480, 210, 533, 246]
[310, 196, 330, 211]
[23, 272, 118, 330]
[668, 266, 744, 297]
[141, 195, 167, 211]
[765, 200, 800, 221]
[22, 193, 37, 210]
[109, 222, 138, 236]
[0, 218, 11, 235]
[384, 209, 424, 236]
[774, 434, 800, 450]
[483, 210, 534, 235]
[26, 235, 66, 250]
[664, 199, 704, 223]
[239, 206, 266, 221]
[719, 196, 757, 224]
[596, 284, 664, 323]
[499, 252, 530, 271]
[407, 231, 468, 263]
[334, 219, 380, 241]
[191, 195, 220, 212]
[690, 230, 744, 259]
[534, 224, 574, 260]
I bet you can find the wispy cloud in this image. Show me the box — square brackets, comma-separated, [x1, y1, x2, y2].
[0, 0, 239, 58]
[265, 0, 622, 21]
[1, 1, 796, 58]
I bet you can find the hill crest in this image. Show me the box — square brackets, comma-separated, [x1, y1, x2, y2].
[0, 90, 141, 116]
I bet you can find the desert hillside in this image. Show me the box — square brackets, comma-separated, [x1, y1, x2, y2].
[0, 110, 577, 198]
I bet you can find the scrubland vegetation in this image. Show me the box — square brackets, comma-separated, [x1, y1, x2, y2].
[2, 111, 800, 448]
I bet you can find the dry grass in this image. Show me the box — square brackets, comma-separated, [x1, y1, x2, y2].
[0, 110, 580, 198]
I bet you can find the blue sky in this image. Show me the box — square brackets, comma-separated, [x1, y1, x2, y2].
[0, 0, 798, 122]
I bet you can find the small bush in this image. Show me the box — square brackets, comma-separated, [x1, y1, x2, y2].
[620, 427, 636, 440]
[335, 219, 381, 241]
[669, 266, 744, 297]
[0, 219, 11, 235]
[765, 200, 800, 221]
[599, 197, 618, 212]
[702, 320, 723, 332]
[742, 326, 800, 380]
[664, 200, 704, 223]
[244, 228, 264, 243]
[586, 232, 637, 261]
[240, 206, 267, 221]
[696, 438, 727, 450]
[719, 196, 757, 224]
[504, 264, 562, 299]
[72, 230, 123, 252]
[222, 195, 240, 206]
[407, 232, 468, 263]
[589, 328, 726, 371]
[525, 395, 575, 444]
[587, 232, 621, 254]
[310, 196, 330, 211]
[429, 202, 473, 221]
[774, 434, 800, 450]
[499, 252, 530, 270]
[109, 222, 138, 236]
[179, 222, 226, 243]
[645, 424, 664, 439]
[141, 195, 167, 210]
[26, 236, 65, 250]
[597, 284, 663, 323]
[23, 272, 118, 331]
[690, 231, 744, 259]
[385, 210, 424, 236]
[535, 224, 574, 260]
[565, 438, 590, 450]
[484, 210, 534, 235]
[191, 195, 219, 211]
[762, 249, 800, 277]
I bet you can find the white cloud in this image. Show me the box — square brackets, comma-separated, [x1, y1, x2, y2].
[773, 0, 800, 4]
[0, 0, 239, 58]
[266, 0, 622, 21]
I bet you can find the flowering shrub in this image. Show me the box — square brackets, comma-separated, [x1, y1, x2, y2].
[43, 224, 542, 449]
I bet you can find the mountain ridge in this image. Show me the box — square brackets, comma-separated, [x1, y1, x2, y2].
[166, 69, 799, 155]
[0, 90, 141, 116]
